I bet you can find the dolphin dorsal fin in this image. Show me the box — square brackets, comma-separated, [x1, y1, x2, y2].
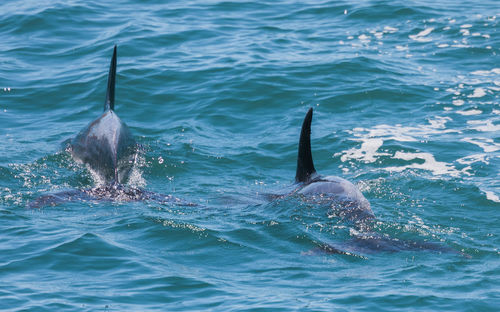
[104, 45, 117, 111]
[295, 108, 317, 183]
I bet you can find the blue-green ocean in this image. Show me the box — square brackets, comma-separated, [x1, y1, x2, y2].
[1, 0, 499, 311]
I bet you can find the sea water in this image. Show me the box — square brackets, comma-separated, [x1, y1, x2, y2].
[0, 1, 498, 310]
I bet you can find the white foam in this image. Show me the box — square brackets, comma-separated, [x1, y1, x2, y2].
[462, 137, 499, 152]
[467, 119, 500, 132]
[457, 154, 489, 165]
[341, 117, 459, 164]
[128, 159, 146, 188]
[484, 190, 500, 203]
[371, 117, 454, 140]
[88, 165, 106, 186]
[385, 152, 461, 177]
[471, 68, 500, 76]
[409, 27, 434, 42]
[383, 26, 398, 33]
[468, 87, 487, 98]
[452, 99, 465, 106]
[358, 34, 371, 43]
[339, 138, 389, 163]
[471, 70, 491, 76]
[456, 109, 482, 116]
[460, 24, 473, 28]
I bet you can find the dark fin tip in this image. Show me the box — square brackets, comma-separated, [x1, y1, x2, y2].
[295, 107, 317, 183]
[104, 45, 117, 111]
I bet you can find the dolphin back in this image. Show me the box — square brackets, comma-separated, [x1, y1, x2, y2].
[70, 111, 137, 184]
[295, 108, 317, 183]
[69, 46, 137, 184]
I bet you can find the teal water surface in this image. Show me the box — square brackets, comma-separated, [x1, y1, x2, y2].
[1, 0, 499, 311]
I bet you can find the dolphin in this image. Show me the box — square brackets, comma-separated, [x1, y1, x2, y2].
[68, 45, 137, 185]
[290, 108, 464, 257]
[29, 46, 191, 208]
[294, 107, 374, 222]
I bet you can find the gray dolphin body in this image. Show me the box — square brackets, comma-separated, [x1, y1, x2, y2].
[68, 46, 137, 185]
[30, 46, 189, 208]
[294, 108, 373, 221]
[291, 108, 463, 257]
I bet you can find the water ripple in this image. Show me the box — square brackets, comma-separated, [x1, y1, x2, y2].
[1, 0, 499, 310]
